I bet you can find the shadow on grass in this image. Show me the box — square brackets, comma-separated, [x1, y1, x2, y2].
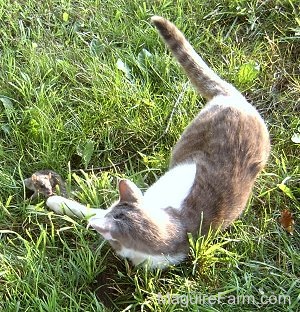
[91, 249, 136, 310]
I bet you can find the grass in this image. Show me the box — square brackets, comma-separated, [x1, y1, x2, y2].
[0, 0, 299, 311]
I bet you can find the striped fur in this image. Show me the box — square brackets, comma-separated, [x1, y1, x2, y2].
[151, 16, 237, 99]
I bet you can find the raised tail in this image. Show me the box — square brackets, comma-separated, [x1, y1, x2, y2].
[151, 16, 236, 100]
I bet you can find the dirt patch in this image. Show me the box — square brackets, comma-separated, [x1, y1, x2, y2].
[92, 249, 136, 310]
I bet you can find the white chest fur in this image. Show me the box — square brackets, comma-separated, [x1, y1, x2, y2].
[143, 162, 197, 212]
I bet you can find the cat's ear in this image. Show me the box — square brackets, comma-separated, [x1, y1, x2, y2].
[118, 179, 143, 203]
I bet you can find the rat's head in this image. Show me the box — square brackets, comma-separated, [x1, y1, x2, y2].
[88, 179, 160, 253]
[27, 172, 54, 197]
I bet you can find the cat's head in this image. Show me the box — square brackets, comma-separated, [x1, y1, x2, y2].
[88, 179, 161, 253]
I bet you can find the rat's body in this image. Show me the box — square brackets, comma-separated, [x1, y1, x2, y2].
[24, 169, 67, 199]
[46, 16, 270, 269]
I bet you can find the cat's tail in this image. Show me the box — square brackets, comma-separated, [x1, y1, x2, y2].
[151, 16, 237, 100]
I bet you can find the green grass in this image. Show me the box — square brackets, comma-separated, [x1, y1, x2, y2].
[0, 0, 299, 311]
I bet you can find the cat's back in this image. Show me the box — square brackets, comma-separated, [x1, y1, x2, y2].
[171, 95, 270, 235]
[171, 94, 270, 168]
[151, 15, 270, 171]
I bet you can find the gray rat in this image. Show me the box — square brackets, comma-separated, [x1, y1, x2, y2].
[24, 169, 67, 199]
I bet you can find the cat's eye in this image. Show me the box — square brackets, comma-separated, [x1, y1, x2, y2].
[113, 212, 126, 220]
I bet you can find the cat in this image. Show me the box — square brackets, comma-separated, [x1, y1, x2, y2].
[46, 15, 270, 269]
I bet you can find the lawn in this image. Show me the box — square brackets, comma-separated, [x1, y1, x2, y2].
[0, 0, 299, 311]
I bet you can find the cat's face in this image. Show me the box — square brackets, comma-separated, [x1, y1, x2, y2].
[88, 180, 161, 253]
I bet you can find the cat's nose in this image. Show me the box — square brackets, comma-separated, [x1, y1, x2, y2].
[87, 216, 109, 232]
[87, 217, 114, 241]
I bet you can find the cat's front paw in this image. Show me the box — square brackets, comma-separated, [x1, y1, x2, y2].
[46, 195, 69, 215]
[46, 196, 93, 218]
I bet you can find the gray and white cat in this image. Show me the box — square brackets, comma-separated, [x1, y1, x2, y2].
[46, 16, 270, 269]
